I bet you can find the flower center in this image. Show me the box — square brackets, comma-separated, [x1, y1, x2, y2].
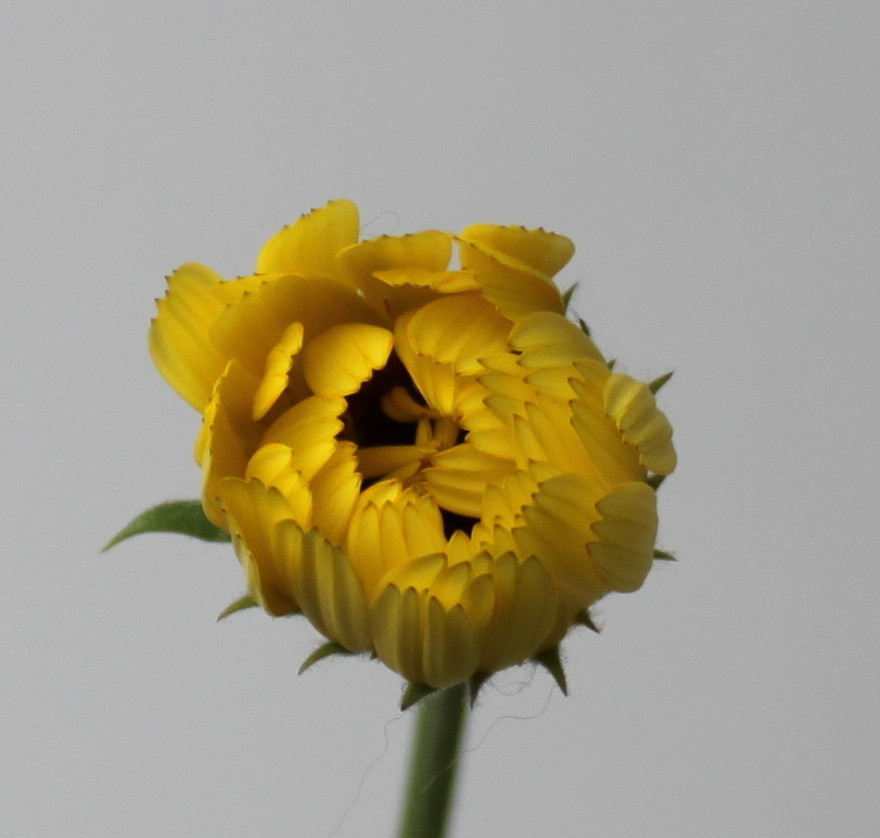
[342, 353, 478, 538]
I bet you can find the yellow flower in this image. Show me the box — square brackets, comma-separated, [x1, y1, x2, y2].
[149, 199, 676, 692]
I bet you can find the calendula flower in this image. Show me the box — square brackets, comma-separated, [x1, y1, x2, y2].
[148, 199, 675, 694]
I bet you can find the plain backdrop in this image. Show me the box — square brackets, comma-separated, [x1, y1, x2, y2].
[3, 2, 878, 836]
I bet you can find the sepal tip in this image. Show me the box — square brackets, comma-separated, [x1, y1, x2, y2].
[216, 594, 258, 621]
[401, 682, 439, 711]
[533, 646, 568, 696]
[298, 641, 352, 675]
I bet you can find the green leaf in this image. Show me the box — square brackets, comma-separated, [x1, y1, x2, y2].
[298, 641, 351, 675]
[217, 594, 258, 621]
[102, 500, 231, 551]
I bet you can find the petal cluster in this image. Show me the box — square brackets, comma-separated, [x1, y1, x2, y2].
[150, 200, 676, 690]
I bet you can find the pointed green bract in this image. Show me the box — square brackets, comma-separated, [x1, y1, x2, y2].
[649, 370, 674, 394]
[401, 682, 438, 711]
[217, 594, 258, 620]
[102, 500, 231, 551]
[534, 646, 568, 695]
[298, 641, 351, 675]
[647, 473, 666, 490]
[561, 283, 579, 311]
[575, 609, 601, 633]
[653, 548, 677, 561]
[468, 672, 491, 707]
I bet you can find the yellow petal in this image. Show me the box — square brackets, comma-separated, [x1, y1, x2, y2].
[261, 395, 346, 480]
[512, 401, 593, 474]
[197, 360, 264, 528]
[209, 275, 383, 381]
[255, 199, 360, 284]
[148, 264, 261, 411]
[458, 223, 575, 278]
[252, 321, 305, 421]
[345, 482, 447, 596]
[604, 373, 677, 474]
[244, 444, 313, 528]
[219, 477, 301, 616]
[394, 295, 509, 415]
[370, 583, 479, 688]
[471, 553, 557, 673]
[456, 233, 566, 320]
[423, 444, 515, 518]
[302, 322, 394, 397]
[337, 231, 453, 303]
[274, 519, 372, 652]
[309, 441, 362, 546]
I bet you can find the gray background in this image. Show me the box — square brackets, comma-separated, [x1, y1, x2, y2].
[3, 1, 878, 836]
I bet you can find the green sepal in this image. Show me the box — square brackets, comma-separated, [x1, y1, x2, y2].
[401, 682, 438, 711]
[577, 316, 591, 337]
[653, 548, 677, 561]
[298, 641, 351, 675]
[649, 370, 674, 394]
[646, 473, 666, 490]
[533, 646, 568, 695]
[562, 283, 579, 312]
[102, 500, 231, 551]
[575, 609, 601, 633]
[468, 672, 491, 707]
[217, 594, 258, 621]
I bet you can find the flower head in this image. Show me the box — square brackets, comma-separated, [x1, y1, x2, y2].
[149, 200, 675, 693]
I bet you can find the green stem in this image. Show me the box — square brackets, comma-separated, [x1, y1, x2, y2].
[397, 683, 469, 838]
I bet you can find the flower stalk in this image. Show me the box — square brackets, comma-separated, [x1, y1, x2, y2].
[397, 684, 469, 838]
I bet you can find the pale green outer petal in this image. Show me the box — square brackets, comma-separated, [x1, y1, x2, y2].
[255, 199, 360, 283]
[604, 373, 677, 474]
[422, 445, 515, 518]
[518, 475, 659, 603]
[471, 553, 557, 674]
[569, 361, 646, 486]
[423, 599, 480, 687]
[588, 482, 659, 592]
[509, 310, 605, 367]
